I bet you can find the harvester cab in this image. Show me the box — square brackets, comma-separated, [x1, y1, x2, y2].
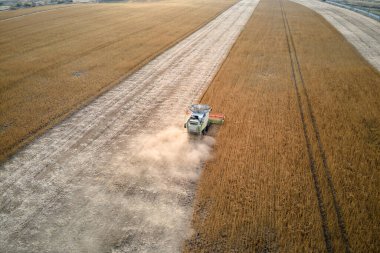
[184, 104, 224, 135]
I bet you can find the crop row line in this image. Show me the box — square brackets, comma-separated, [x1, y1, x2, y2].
[279, 1, 350, 252]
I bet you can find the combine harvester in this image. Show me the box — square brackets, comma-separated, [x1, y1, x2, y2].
[184, 104, 225, 135]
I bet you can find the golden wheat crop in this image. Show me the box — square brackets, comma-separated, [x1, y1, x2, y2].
[0, 0, 236, 162]
[185, 0, 380, 252]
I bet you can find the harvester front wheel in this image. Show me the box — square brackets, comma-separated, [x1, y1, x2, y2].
[202, 124, 210, 135]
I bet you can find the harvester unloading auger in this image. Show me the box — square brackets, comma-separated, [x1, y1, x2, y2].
[184, 104, 225, 135]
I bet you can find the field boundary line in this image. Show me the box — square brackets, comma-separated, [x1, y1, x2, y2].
[290, 0, 380, 72]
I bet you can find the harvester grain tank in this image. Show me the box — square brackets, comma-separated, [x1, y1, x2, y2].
[184, 104, 224, 135]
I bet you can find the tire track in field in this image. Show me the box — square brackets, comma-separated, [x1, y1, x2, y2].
[280, 2, 333, 251]
[280, 1, 351, 252]
[0, 1, 259, 252]
[282, 11, 352, 253]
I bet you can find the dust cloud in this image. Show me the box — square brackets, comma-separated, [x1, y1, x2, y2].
[134, 127, 215, 179]
[2, 127, 216, 253]
[96, 126, 216, 252]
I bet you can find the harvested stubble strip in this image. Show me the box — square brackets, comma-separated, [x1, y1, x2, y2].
[0, 0, 237, 162]
[185, 0, 380, 252]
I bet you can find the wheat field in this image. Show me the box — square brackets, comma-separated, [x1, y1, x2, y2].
[185, 0, 380, 252]
[0, 0, 236, 162]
